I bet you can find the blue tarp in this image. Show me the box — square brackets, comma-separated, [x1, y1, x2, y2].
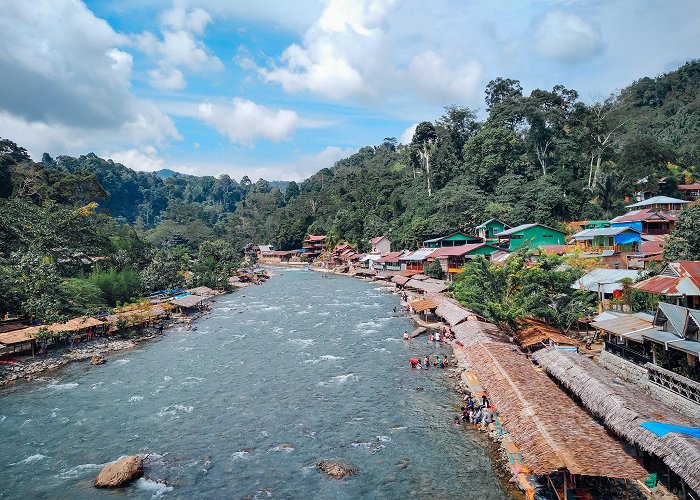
[615, 232, 642, 244]
[641, 421, 700, 439]
[612, 221, 643, 232]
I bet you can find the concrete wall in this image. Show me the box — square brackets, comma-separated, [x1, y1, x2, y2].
[600, 349, 647, 385]
[600, 349, 700, 420]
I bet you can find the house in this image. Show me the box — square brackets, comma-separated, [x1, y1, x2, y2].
[369, 235, 391, 254]
[626, 240, 665, 270]
[571, 227, 642, 254]
[427, 243, 503, 279]
[610, 209, 677, 236]
[571, 268, 643, 309]
[678, 183, 700, 201]
[373, 251, 405, 271]
[593, 311, 656, 365]
[567, 220, 611, 234]
[399, 248, 435, 271]
[495, 224, 566, 251]
[643, 302, 700, 372]
[631, 261, 700, 309]
[475, 219, 509, 242]
[255, 244, 275, 259]
[302, 235, 326, 260]
[625, 195, 689, 212]
[422, 232, 482, 248]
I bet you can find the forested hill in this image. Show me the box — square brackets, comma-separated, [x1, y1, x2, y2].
[2, 60, 700, 255]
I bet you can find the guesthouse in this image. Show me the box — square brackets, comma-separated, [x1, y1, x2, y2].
[610, 209, 677, 236]
[369, 235, 391, 254]
[302, 235, 326, 260]
[495, 224, 566, 251]
[475, 219, 509, 242]
[631, 261, 700, 309]
[571, 227, 642, 253]
[625, 195, 689, 212]
[427, 243, 503, 279]
[422, 232, 482, 248]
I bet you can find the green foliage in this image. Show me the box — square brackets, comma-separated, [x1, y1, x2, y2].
[88, 266, 142, 307]
[58, 278, 107, 316]
[664, 205, 700, 261]
[425, 260, 444, 280]
[451, 251, 591, 330]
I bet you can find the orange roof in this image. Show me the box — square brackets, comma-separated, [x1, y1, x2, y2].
[304, 235, 326, 242]
[409, 298, 438, 313]
[515, 319, 579, 348]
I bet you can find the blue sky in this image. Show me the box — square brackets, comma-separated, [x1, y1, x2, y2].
[1, 1, 699, 181]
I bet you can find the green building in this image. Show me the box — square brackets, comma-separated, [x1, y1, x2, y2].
[475, 219, 510, 241]
[496, 223, 566, 251]
[422, 232, 482, 248]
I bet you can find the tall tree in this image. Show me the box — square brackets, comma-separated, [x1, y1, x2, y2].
[410, 122, 438, 197]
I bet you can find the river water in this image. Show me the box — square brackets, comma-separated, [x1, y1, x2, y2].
[0, 268, 512, 499]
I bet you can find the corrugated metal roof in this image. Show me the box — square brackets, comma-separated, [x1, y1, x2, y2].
[573, 227, 639, 239]
[399, 248, 435, 261]
[656, 302, 689, 337]
[375, 251, 405, 263]
[610, 209, 676, 224]
[428, 243, 486, 258]
[642, 330, 684, 343]
[591, 315, 656, 338]
[496, 223, 564, 237]
[626, 196, 689, 208]
[571, 268, 641, 293]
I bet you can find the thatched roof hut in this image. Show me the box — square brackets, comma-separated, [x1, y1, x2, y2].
[170, 294, 206, 309]
[532, 348, 700, 494]
[409, 298, 437, 313]
[0, 327, 36, 346]
[405, 278, 448, 294]
[464, 343, 648, 479]
[186, 286, 218, 297]
[514, 319, 579, 350]
[428, 293, 474, 326]
[453, 320, 509, 347]
[391, 275, 410, 286]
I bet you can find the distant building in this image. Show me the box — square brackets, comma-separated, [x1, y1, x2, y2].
[427, 243, 504, 280]
[422, 232, 482, 248]
[678, 183, 700, 201]
[255, 244, 274, 259]
[302, 235, 326, 260]
[571, 227, 642, 254]
[373, 251, 405, 271]
[631, 261, 700, 309]
[369, 235, 391, 254]
[625, 195, 689, 212]
[610, 209, 677, 236]
[475, 219, 509, 242]
[399, 248, 435, 271]
[495, 224, 566, 251]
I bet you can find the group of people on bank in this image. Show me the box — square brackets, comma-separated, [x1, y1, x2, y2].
[455, 392, 494, 430]
[408, 354, 450, 369]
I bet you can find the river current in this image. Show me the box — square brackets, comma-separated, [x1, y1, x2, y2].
[0, 268, 511, 499]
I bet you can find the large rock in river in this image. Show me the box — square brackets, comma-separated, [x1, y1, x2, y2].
[90, 355, 105, 365]
[94, 455, 143, 488]
[316, 460, 357, 478]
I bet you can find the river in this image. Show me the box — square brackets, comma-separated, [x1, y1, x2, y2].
[0, 268, 513, 499]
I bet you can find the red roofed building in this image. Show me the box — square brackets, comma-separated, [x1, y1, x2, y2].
[610, 209, 677, 235]
[373, 251, 405, 271]
[427, 243, 503, 279]
[631, 261, 700, 309]
[302, 235, 326, 260]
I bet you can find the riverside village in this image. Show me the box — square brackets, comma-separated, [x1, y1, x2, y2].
[2, 2, 700, 499]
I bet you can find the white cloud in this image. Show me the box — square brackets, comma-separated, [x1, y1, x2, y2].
[197, 98, 299, 146]
[137, 1, 222, 90]
[103, 146, 201, 175]
[408, 51, 482, 104]
[148, 67, 186, 90]
[535, 11, 604, 63]
[0, 0, 179, 157]
[400, 123, 418, 145]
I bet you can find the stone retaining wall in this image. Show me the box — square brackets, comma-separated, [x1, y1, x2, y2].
[600, 349, 700, 420]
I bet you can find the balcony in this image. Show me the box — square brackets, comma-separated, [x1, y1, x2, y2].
[604, 341, 651, 366]
[646, 363, 700, 404]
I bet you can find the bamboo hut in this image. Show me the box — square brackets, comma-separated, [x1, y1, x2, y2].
[532, 348, 700, 494]
[464, 343, 648, 480]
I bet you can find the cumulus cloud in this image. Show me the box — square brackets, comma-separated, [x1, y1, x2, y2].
[408, 50, 482, 104]
[252, 0, 484, 106]
[0, 0, 179, 157]
[400, 123, 418, 145]
[197, 98, 299, 146]
[103, 146, 200, 175]
[535, 11, 604, 63]
[137, 0, 222, 90]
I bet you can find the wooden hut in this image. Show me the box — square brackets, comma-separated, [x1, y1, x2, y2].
[514, 319, 579, 352]
[465, 343, 648, 483]
[533, 348, 700, 495]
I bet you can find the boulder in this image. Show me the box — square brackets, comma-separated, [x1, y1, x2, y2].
[316, 460, 357, 479]
[94, 455, 143, 488]
[90, 355, 106, 365]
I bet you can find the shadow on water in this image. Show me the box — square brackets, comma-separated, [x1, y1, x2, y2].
[0, 268, 519, 499]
